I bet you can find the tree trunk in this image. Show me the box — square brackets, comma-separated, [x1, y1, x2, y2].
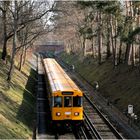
[18, 46, 24, 71]
[131, 43, 136, 67]
[2, 37, 8, 61]
[7, 48, 15, 81]
[110, 15, 115, 66]
[98, 34, 102, 64]
[1, 9, 7, 61]
[82, 37, 86, 57]
[106, 16, 111, 59]
[114, 18, 118, 66]
[23, 47, 27, 65]
[7, 1, 17, 81]
[125, 43, 131, 65]
[97, 11, 102, 65]
[91, 38, 94, 58]
[77, 33, 83, 50]
[118, 39, 122, 64]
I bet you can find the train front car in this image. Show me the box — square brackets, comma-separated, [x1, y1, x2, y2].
[43, 58, 83, 126]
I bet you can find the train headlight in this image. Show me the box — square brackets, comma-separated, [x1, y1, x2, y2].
[56, 112, 61, 116]
[74, 112, 79, 116]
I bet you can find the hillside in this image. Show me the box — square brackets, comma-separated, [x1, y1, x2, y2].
[60, 53, 140, 127]
[0, 52, 36, 138]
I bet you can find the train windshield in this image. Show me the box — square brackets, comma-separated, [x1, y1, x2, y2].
[73, 96, 82, 107]
[64, 96, 72, 107]
[54, 97, 62, 107]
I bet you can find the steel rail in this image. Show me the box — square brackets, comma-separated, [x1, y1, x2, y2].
[84, 94, 124, 139]
[79, 126, 88, 139]
[84, 112, 102, 139]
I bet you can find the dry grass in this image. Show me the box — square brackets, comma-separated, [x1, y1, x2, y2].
[0, 52, 36, 138]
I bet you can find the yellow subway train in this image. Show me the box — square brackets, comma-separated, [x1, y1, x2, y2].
[43, 58, 83, 125]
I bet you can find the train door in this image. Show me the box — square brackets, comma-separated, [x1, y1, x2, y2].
[63, 96, 72, 120]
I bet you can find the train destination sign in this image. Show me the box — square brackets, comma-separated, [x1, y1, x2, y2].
[62, 92, 74, 95]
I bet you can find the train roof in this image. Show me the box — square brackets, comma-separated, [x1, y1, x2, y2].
[43, 58, 82, 93]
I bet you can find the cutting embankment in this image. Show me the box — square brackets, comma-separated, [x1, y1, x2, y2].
[0, 52, 37, 139]
[60, 53, 140, 127]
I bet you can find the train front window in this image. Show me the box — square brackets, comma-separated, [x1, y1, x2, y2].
[54, 97, 62, 107]
[73, 96, 82, 107]
[64, 96, 72, 107]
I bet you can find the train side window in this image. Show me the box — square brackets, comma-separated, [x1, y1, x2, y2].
[54, 97, 62, 107]
[64, 96, 72, 107]
[73, 96, 82, 107]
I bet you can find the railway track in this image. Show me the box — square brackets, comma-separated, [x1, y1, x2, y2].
[74, 77, 123, 139]
[73, 124, 89, 139]
[56, 57, 124, 139]
[72, 120, 94, 139]
[37, 54, 125, 139]
[83, 112, 102, 139]
[83, 94, 123, 139]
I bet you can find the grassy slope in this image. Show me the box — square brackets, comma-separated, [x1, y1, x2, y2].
[60, 53, 140, 126]
[0, 52, 36, 138]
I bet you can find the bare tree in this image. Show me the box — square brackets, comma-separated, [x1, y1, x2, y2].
[0, 1, 11, 61]
[5, 0, 55, 81]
